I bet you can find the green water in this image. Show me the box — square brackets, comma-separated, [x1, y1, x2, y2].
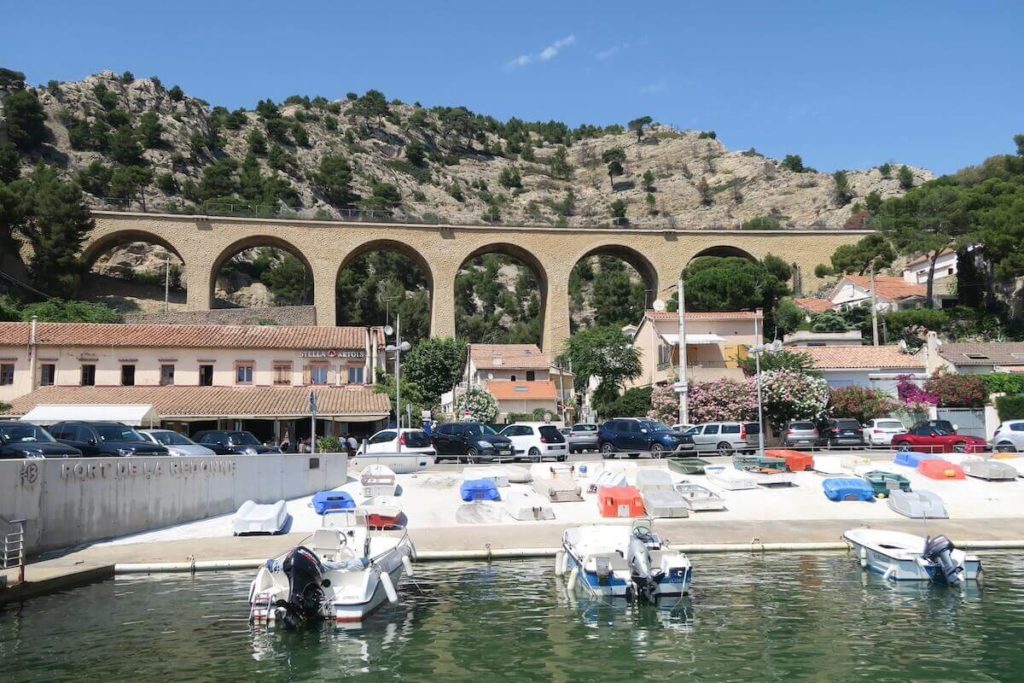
[3, 552, 1024, 682]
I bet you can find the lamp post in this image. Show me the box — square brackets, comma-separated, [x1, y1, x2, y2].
[750, 336, 782, 457]
[384, 314, 411, 452]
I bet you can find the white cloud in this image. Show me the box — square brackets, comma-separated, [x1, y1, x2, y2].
[594, 41, 631, 61]
[505, 34, 576, 70]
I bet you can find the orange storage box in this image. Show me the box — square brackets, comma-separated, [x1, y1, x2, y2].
[766, 449, 813, 472]
[918, 460, 966, 480]
[598, 486, 646, 518]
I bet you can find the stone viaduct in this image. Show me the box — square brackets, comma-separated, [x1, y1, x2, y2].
[83, 211, 870, 353]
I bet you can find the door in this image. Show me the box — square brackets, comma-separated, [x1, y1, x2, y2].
[623, 421, 646, 451]
[432, 424, 454, 455]
[696, 424, 720, 452]
[501, 425, 530, 456]
[73, 424, 99, 456]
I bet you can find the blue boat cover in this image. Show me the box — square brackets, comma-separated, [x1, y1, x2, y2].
[312, 490, 355, 515]
[822, 478, 875, 502]
[893, 451, 941, 468]
[460, 479, 501, 502]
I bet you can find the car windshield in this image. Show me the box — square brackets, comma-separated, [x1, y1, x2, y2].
[0, 424, 55, 443]
[151, 431, 193, 446]
[96, 425, 146, 442]
[226, 432, 261, 445]
[877, 421, 904, 429]
[464, 424, 497, 437]
[640, 421, 672, 432]
[572, 424, 597, 432]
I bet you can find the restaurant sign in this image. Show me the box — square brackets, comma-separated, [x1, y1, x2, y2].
[299, 349, 366, 359]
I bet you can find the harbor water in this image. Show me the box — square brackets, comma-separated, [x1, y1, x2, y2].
[5, 551, 1024, 682]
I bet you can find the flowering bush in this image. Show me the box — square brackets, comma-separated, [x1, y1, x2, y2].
[688, 378, 758, 423]
[647, 384, 679, 423]
[759, 369, 830, 429]
[896, 374, 939, 414]
[829, 386, 899, 424]
[455, 386, 498, 424]
[925, 370, 987, 408]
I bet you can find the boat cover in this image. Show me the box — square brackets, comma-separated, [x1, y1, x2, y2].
[312, 490, 356, 515]
[918, 460, 966, 480]
[635, 468, 674, 491]
[594, 470, 628, 489]
[456, 501, 506, 524]
[961, 459, 1018, 481]
[503, 490, 555, 520]
[232, 499, 289, 535]
[888, 490, 948, 519]
[460, 479, 501, 502]
[463, 466, 510, 487]
[641, 490, 689, 518]
[766, 450, 814, 472]
[822, 478, 875, 502]
[893, 451, 941, 468]
[597, 486, 646, 518]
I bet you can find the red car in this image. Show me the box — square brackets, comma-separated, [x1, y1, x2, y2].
[891, 425, 988, 454]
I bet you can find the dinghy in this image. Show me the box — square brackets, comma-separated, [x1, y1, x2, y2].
[860, 470, 911, 497]
[233, 499, 289, 535]
[361, 464, 398, 497]
[918, 460, 966, 480]
[349, 451, 435, 475]
[503, 489, 556, 521]
[887, 489, 948, 519]
[357, 496, 403, 529]
[463, 466, 510, 487]
[593, 469, 629, 490]
[249, 511, 416, 627]
[733, 454, 787, 471]
[312, 490, 356, 515]
[530, 462, 577, 482]
[853, 461, 904, 478]
[822, 478, 874, 502]
[961, 459, 1017, 481]
[532, 463, 584, 502]
[636, 469, 689, 518]
[460, 479, 501, 502]
[842, 527, 980, 583]
[813, 455, 844, 475]
[667, 458, 710, 475]
[557, 519, 693, 602]
[704, 465, 758, 490]
[747, 468, 796, 487]
[502, 465, 533, 483]
[765, 449, 813, 472]
[674, 482, 726, 511]
[893, 451, 940, 468]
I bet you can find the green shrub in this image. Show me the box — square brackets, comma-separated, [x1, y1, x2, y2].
[996, 395, 1024, 421]
[983, 373, 1024, 397]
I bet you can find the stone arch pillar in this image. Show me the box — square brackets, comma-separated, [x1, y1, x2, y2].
[541, 257, 573, 355]
[185, 248, 215, 311]
[311, 259, 337, 326]
[430, 261, 458, 340]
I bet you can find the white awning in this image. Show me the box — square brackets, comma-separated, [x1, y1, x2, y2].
[20, 404, 160, 427]
[659, 333, 726, 346]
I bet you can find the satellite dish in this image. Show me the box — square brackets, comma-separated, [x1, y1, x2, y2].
[652, 299, 667, 312]
[487, 372, 494, 380]
[383, 325, 394, 336]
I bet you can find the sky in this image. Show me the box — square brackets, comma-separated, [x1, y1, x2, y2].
[5, 1, 1022, 175]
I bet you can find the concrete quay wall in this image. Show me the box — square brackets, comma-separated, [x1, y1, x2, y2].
[1, 453, 347, 555]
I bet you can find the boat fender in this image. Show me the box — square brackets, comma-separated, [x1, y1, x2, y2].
[554, 551, 566, 576]
[380, 570, 399, 604]
[883, 566, 895, 582]
[567, 566, 579, 595]
[859, 547, 867, 569]
[402, 555, 414, 577]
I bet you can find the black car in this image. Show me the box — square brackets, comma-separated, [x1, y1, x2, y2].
[0, 421, 82, 459]
[192, 430, 282, 455]
[821, 418, 865, 448]
[597, 418, 695, 458]
[49, 421, 169, 457]
[430, 422, 515, 463]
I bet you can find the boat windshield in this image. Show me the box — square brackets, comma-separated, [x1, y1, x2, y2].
[0, 424, 56, 443]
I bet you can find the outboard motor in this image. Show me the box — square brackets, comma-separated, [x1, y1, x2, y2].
[274, 546, 327, 628]
[922, 535, 963, 585]
[626, 528, 664, 604]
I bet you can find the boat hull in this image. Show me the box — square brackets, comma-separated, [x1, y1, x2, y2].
[842, 528, 981, 582]
[563, 549, 692, 599]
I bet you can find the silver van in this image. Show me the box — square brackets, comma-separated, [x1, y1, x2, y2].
[687, 422, 760, 455]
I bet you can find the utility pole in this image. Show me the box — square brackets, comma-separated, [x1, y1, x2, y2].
[385, 315, 411, 450]
[870, 265, 880, 347]
[677, 277, 689, 425]
[164, 257, 171, 313]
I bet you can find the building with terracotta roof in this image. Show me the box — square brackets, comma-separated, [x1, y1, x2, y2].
[800, 345, 925, 393]
[792, 298, 834, 315]
[625, 309, 763, 390]
[830, 275, 928, 311]
[929, 337, 1024, 375]
[0, 321, 387, 441]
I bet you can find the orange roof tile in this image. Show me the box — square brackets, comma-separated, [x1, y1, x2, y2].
[485, 380, 559, 401]
[793, 298, 834, 314]
[5, 385, 390, 419]
[838, 275, 927, 302]
[471, 344, 550, 370]
[0, 322, 375, 351]
[800, 346, 924, 370]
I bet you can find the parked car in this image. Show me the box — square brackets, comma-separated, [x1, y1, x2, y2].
[566, 423, 600, 453]
[688, 422, 760, 456]
[499, 422, 567, 461]
[356, 428, 435, 455]
[430, 421, 515, 462]
[139, 429, 216, 456]
[672, 424, 696, 434]
[49, 421, 169, 457]
[597, 418, 694, 458]
[910, 419, 957, 434]
[891, 425, 988, 454]
[191, 430, 282, 455]
[864, 418, 907, 447]
[821, 418, 865, 448]
[990, 420, 1024, 453]
[781, 421, 820, 448]
[0, 421, 81, 459]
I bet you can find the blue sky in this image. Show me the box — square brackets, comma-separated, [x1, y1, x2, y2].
[5, 1, 1021, 174]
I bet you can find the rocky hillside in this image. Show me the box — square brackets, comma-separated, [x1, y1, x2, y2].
[3, 70, 931, 229]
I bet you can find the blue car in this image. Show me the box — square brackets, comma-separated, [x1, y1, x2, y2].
[597, 418, 695, 458]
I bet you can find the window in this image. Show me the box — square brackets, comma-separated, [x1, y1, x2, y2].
[370, 431, 396, 444]
[310, 364, 328, 385]
[704, 424, 720, 435]
[199, 364, 213, 386]
[510, 375, 517, 382]
[40, 363, 55, 386]
[121, 364, 135, 386]
[722, 424, 741, 434]
[1012, 423, 1024, 432]
[160, 364, 175, 386]
[0, 363, 13, 385]
[236, 364, 254, 385]
[526, 371, 536, 382]
[435, 424, 453, 436]
[81, 364, 96, 386]
[347, 366, 364, 384]
[273, 363, 292, 385]
[963, 353, 989, 360]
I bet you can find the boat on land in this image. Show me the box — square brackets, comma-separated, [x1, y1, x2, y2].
[961, 459, 1017, 481]
[249, 511, 415, 627]
[232, 499, 289, 535]
[357, 496, 403, 529]
[636, 469, 689, 518]
[860, 470, 911, 497]
[887, 490, 948, 519]
[733, 454, 787, 471]
[667, 457, 711, 475]
[822, 478, 875, 502]
[673, 482, 726, 511]
[361, 464, 398, 497]
[504, 489, 555, 520]
[747, 468, 796, 487]
[349, 452, 435, 475]
[842, 527, 980, 584]
[557, 519, 693, 602]
[704, 465, 758, 490]
[531, 462, 584, 502]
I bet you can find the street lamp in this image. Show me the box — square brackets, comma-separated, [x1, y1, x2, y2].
[654, 276, 688, 426]
[749, 338, 782, 457]
[384, 314, 411, 452]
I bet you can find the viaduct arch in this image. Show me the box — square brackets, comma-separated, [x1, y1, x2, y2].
[83, 212, 870, 353]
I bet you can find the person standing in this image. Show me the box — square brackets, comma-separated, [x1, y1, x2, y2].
[347, 434, 358, 455]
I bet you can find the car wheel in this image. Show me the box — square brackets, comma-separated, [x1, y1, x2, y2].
[466, 447, 479, 464]
[558, 454, 567, 462]
[996, 441, 1018, 454]
[894, 441, 911, 452]
[600, 442, 616, 459]
[716, 441, 733, 457]
[650, 443, 665, 458]
[528, 447, 541, 462]
[952, 441, 967, 453]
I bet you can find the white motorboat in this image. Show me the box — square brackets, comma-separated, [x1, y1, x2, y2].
[557, 519, 692, 602]
[249, 511, 415, 627]
[842, 527, 980, 584]
[704, 465, 758, 490]
[361, 464, 398, 497]
[232, 499, 289, 535]
[357, 496, 403, 529]
[350, 452, 435, 475]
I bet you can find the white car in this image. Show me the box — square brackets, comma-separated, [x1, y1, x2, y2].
[863, 418, 907, 447]
[990, 420, 1024, 453]
[498, 422, 568, 461]
[139, 429, 216, 456]
[357, 428, 435, 455]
